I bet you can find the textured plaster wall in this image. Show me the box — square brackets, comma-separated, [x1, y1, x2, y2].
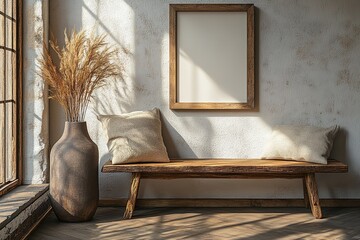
[49, 0, 360, 199]
[23, 0, 49, 184]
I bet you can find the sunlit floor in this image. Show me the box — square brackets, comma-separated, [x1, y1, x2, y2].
[29, 207, 360, 239]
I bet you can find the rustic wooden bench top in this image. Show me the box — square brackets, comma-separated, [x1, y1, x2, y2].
[102, 159, 348, 174]
[101, 158, 348, 220]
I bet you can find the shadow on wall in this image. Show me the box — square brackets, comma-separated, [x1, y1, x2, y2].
[332, 128, 348, 165]
[161, 115, 196, 159]
[91, 78, 132, 116]
[49, 0, 83, 147]
[321, 128, 359, 198]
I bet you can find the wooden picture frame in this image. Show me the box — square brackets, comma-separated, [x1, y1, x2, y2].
[169, 4, 255, 110]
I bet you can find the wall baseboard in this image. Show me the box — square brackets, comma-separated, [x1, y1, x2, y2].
[99, 198, 360, 208]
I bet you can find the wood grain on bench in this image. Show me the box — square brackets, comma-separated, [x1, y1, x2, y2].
[101, 159, 348, 220]
[102, 159, 347, 174]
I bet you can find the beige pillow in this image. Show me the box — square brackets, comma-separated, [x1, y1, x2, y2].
[98, 108, 170, 164]
[262, 125, 339, 164]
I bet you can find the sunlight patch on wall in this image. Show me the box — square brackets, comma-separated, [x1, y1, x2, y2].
[23, 0, 49, 184]
[82, 0, 136, 116]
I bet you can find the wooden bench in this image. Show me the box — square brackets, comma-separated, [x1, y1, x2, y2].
[102, 159, 348, 219]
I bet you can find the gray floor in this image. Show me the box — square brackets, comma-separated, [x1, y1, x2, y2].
[29, 207, 360, 239]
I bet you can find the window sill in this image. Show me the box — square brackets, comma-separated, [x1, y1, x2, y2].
[0, 184, 50, 239]
[0, 180, 20, 196]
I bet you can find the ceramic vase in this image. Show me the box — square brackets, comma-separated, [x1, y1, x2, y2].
[50, 121, 99, 222]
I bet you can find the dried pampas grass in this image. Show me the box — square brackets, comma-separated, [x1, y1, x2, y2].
[38, 30, 121, 122]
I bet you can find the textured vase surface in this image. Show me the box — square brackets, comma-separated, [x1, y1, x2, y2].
[50, 122, 99, 222]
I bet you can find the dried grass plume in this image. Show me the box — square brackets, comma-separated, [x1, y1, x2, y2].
[38, 29, 121, 122]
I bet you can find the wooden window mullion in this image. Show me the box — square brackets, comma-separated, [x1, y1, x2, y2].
[11, 0, 15, 180]
[2, 0, 6, 185]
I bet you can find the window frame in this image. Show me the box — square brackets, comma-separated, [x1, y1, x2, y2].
[0, 0, 22, 196]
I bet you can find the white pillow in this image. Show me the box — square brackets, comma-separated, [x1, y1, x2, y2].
[98, 108, 170, 164]
[262, 125, 339, 164]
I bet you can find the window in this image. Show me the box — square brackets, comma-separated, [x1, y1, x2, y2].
[0, 0, 22, 196]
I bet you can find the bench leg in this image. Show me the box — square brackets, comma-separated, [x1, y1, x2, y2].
[123, 173, 141, 219]
[303, 177, 310, 209]
[304, 173, 322, 219]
